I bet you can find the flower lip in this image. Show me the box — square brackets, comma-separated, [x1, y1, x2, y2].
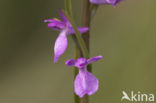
[54, 30, 68, 63]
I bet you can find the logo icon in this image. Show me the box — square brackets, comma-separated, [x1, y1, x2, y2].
[121, 91, 154, 102]
[121, 91, 131, 101]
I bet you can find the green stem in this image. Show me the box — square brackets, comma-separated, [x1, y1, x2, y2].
[63, 11, 89, 59]
[79, 0, 91, 103]
[65, 0, 91, 103]
[74, 47, 80, 103]
[65, 0, 72, 16]
[64, 0, 89, 59]
[82, 0, 91, 56]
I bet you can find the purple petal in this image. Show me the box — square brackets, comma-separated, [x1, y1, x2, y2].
[67, 27, 89, 35]
[78, 27, 89, 34]
[54, 30, 68, 63]
[108, 0, 116, 3]
[44, 19, 54, 22]
[87, 55, 103, 64]
[65, 59, 76, 66]
[90, 0, 111, 4]
[74, 69, 99, 97]
[44, 19, 65, 31]
[90, 0, 121, 6]
[113, 0, 122, 6]
[59, 10, 68, 23]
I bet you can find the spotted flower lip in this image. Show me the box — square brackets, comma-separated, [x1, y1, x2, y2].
[44, 10, 89, 63]
[89, 0, 122, 7]
[65, 55, 103, 98]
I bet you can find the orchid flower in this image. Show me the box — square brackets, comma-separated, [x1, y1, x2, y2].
[65, 55, 103, 97]
[90, 0, 122, 7]
[44, 10, 89, 63]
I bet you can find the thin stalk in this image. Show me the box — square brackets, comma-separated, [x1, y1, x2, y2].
[79, 0, 91, 103]
[65, 0, 91, 103]
[65, 0, 72, 16]
[64, 0, 89, 59]
[74, 47, 80, 103]
[62, 10, 89, 59]
[82, 0, 91, 71]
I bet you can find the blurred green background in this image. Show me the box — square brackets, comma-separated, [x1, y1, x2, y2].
[0, 0, 156, 103]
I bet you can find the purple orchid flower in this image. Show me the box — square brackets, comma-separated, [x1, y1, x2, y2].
[90, 0, 122, 7]
[65, 55, 103, 97]
[44, 10, 89, 63]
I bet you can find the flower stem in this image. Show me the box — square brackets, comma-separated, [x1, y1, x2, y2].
[67, 14, 89, 58]
[82, 0, 91, 72]
[65, 0, 72, 17]
[74, 47, 80, 103]
[79, 0, 91, 103]
[65, 0, 91, 103]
